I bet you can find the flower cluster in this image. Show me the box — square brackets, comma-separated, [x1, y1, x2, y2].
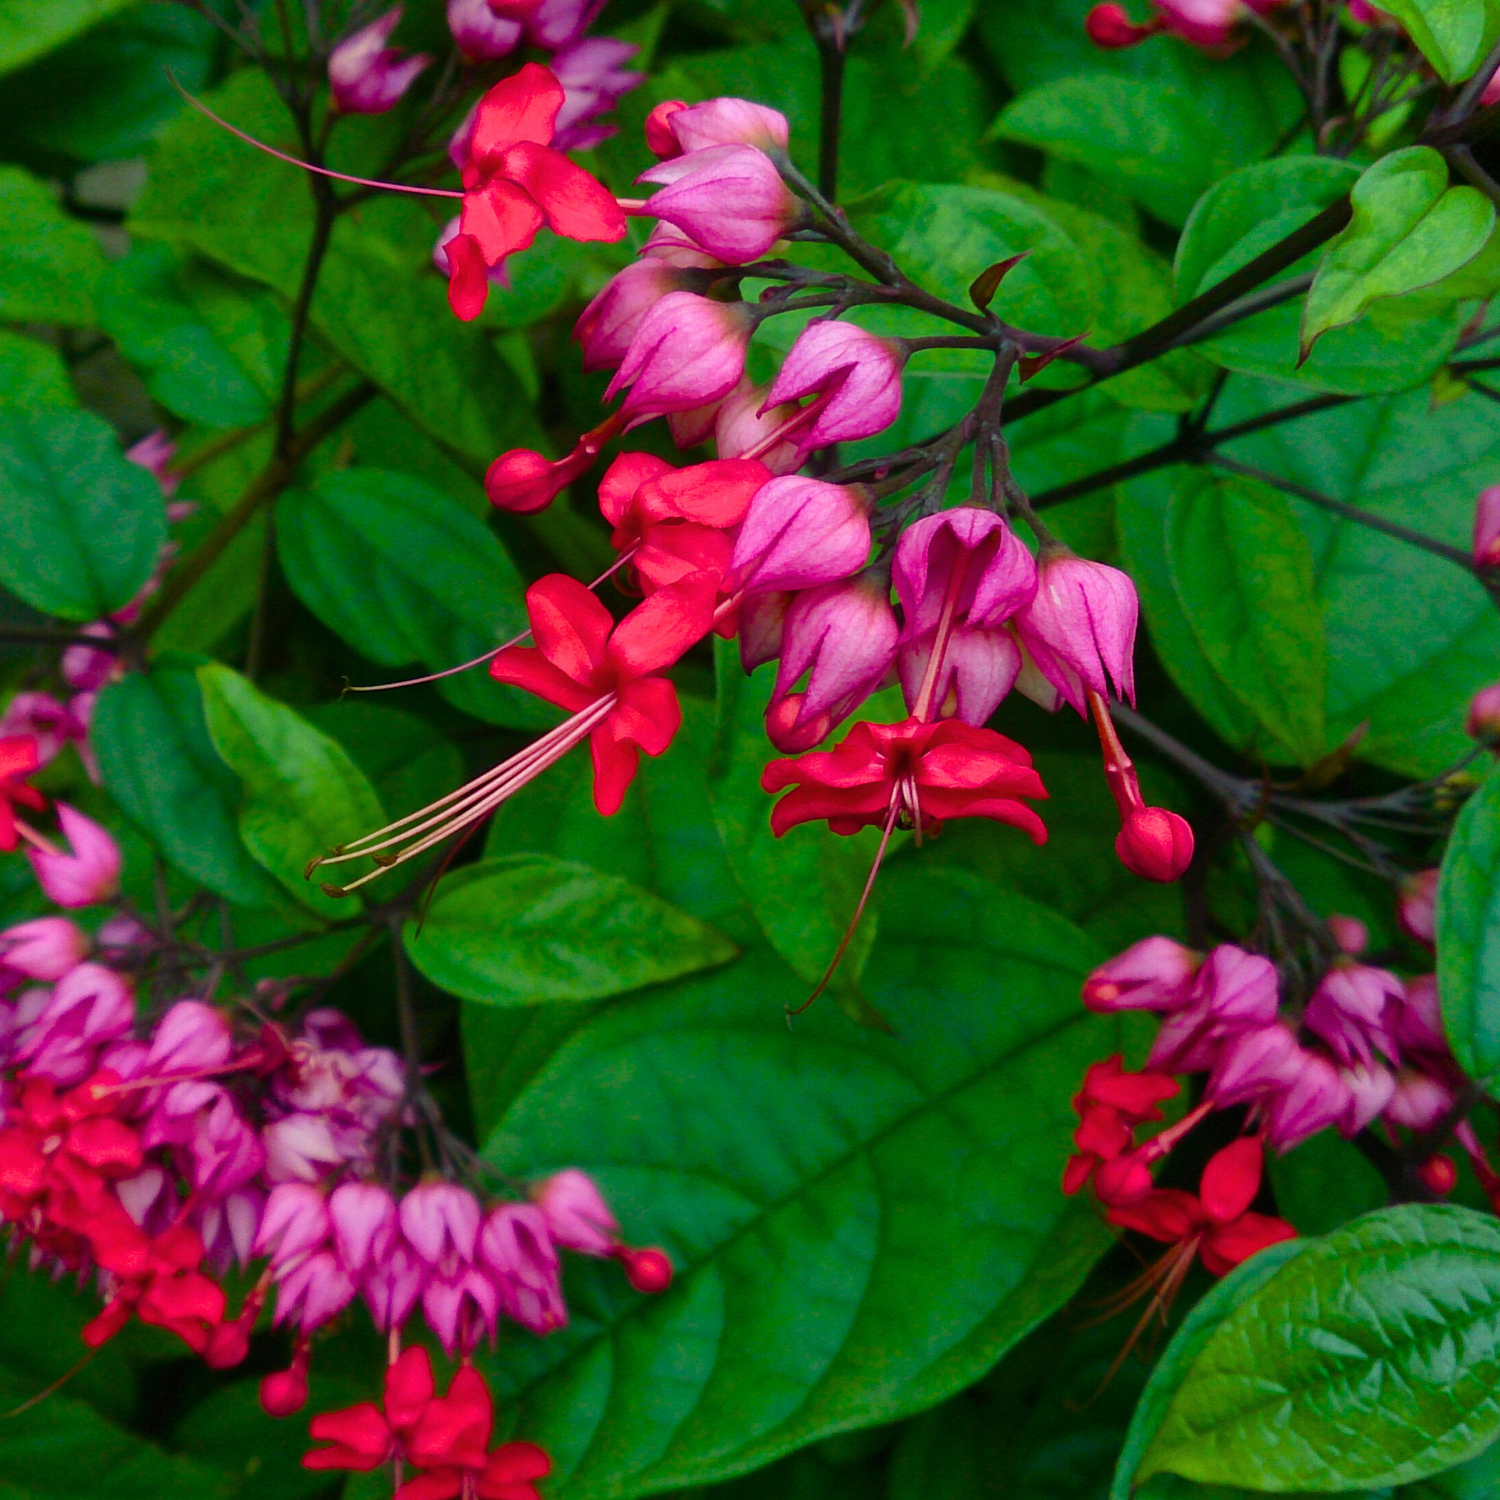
[0, 745, 669, 1479]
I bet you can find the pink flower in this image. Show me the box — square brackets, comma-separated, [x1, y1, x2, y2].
[764, 322, 905, 449]
[1394, 973, 1448, 1060]
[659, 97, 790, 157]
[62, 623, 119, 692]
[274, 1248, 358, 1331]
[1475, 485, 1500, 568]
[532, 1169, 618, 1256]
[771, 575, 899, 738]
[1085, 2, 1162, 45]
[639, 145, 804, 264]
[196, 1186, 263, 1272]
[0, 917, 88, 983]
[13, 962, 133, 1084]
[575, 253, 717, 374]
[604, 293, 753, 423]
[1384, 1066, 1454, 1130]
[739, 591, 791, 673]
[550, 38, 644, 153]
[255, 1182, 332, 1269]
[28, 804, 120, 908]
[893, 510, 1038, 634]
[423, 1266, 501, 1354]
[525, 0, 607, 48]
[714, 380, 804, 474]
[124, 430, 180, 497]
[479, 1203, 566, 1333]
[145, 1080, 265, 1199]
[446, 0, 522, 60]
[1149, 944, 1277, 1072]
[262, 1112, 346, 1183]
[1082, 936, 1199, 1013]
[897, 624, 1021, 728]
[1468, 682, 1500, 741]
[362, 1236, 426, 1331]
[1326, 914, 1368, 957]
[1014, 548, 1138, 713]
[1206, 1022, 1303, 1107]
[401, 1183, 483, 1275]
[1116, 807, 1194, 883]
[1336, 1062, 1396, 1137]
[329, 1182, 400, 1275]
[146, 1000, 234, 1076]
[1264, 1052, 1352, 1150]
[1398, 869, 1438, 947]
[0, 692, 89, 770]
[328, 7, 431, 115]
[728, 477, 872, 595]
[1303, 962, 1403, 1069]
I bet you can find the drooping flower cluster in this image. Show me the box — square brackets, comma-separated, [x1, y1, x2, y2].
[0, 748, 670, 1479]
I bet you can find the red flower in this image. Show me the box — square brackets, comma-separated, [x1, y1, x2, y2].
[450, 63, 627, 319]
[1105, 1137, 1296, 1277]
[0, 736, 45, 851]
[597, 452, 770, 594]
[1063, 1055, 1179, 1197]
[491, 571, 718, 813]
[760, 716, 1048, 841]
[84, 1223, 227, 1354]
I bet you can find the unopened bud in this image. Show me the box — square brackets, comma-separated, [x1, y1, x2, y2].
[1467, 682, 1500, 742]
[1397, 869, 1438, 947]
[1474, 484, 1500, 569]
[618, 1245, 673, 1293]
[1085, 2, 1160, 46]
[1115, 807, 1193, 882]
[260, 1365, 309, 1418]
[1417, 1154, 1458, 1196]
[1326, 914, 1368, 957]
[645, 99, 688, 158]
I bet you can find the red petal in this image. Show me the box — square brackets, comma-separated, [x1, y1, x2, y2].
[385, 1346, 436, 1432]
[768, 783, 889, 838]
[526, 573, 613, 683]
[489, 646, 597, 713]
[395, 1473, 464, 1500]
[1200, 1212, 1297, 1277]
[462, 178, 545, 266]
[1200, 1137, 1264, 1226]
[609, 678, 682, 759]
[447, 233, 491, 322]
[64, 1116, 142, 1176]
[307, 1404, 394, 1470]
[470, 62, 564, 164]
[590, 730, 641, 817]
[598, 451, 674, 528]
[635, 459, 770, 528]
[606, 572, 718, 680]
[918, 792, 1048, 844]
[634, 527, 733, 594]
[0, 736, 40, 779]
[1105, 1188, 1204, 1243]
[501, 142, 627, 244]
[483, 1444, 551, 1485]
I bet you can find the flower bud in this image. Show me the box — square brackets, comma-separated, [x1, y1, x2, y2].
[1082, 936, 1199, 1013]
[146, 1000, 235, 1075]
[763, 692, 833, 753]
[1466, 682, 1500, 742]
[639, 145, 804, 264]
[663, 98, 790, 156]
[1014, 547, 1138, 713]
[772, 575, 899, 734]
[0, 917, 87, 982]
[713, 379, 806, 474]
[645, 99, 688, 158]
[1417, 1154, 1458, 1195]
[894, 509, 1038, 634]
[533, 1168, 619, 1256]
[446, 0, 522, 59]
[486, 448, 581, 515]
[1474, 483, 1500, 569]
[1115, 807, 1193, 882]
[729, 477, 871, 595]
[605, 293, 753, 423]
[260, 1364, 309, 1418]
[328, 6, 431, 115]
[28, 804, 120, 908]
[1397, 869, 1438, 947]
[1383, 1065, 1454, 1130]
[329, 1182, 399, 1275]
[1326, 914, 1368, 957]
[1085, 2, 1160, 45]
[1303, 961, 1403, 1069]
[764, 322, 904, 449]
[400, 1183, 482, 1271]
[617, 1245, 673, 1293]
[1264, 1052, 1351, 1150]
[1207, 1023, 1303, 1107]
[575, 255, 715, 373]
[739, 590, 791, 672]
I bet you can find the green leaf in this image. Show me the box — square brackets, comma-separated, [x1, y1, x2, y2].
[196, 661, 385, 919]
[0, 329, 75, 409]
[992, 75, 1277, 228]
[98, 244, 288, 428]
[0, 408, 167, 620]
[1437, 772, 1500, 1089]
[129, 70, 542, 470]
[92, 654, 284, 908]
[276, 468, 549, 728]
[1212, 379, 1500, 776]
[405, 853, 739, 1006]
[0, 165, 108, 326]
[472, 866, 1122, 1498]
[1138, 1205, 1500, 1491]
[1302, 148, 1494, 357]
[0, 1, 216, 161]
[1112, 1241, 1309, 1500]
[0, 0, 138, 76]
[1379, 0, 1500, 82]
[1167, 470, 1329, 765]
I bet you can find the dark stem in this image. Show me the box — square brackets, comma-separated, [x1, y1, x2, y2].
[275, 190, 338, 459]
[815, 29, 845, 202]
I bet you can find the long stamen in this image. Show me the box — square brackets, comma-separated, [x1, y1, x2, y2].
[13, 821, 58, 857]
[787, 789, 904, 1020]
[740, 388, 836, 463]
[167, 73, 464, 199]
[911, 551, 972, 723]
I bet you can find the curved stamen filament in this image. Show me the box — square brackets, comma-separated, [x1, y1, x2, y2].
[910, 551, 972, 723]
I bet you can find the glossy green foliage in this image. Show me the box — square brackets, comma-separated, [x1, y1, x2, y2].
[276, 468, 548, 727]
[0, 407, 166, 619]
[1139, 1207, 1500, 1491]
[406, 853, 739, 1005]
[1379, 0, 1500, 82]
[0, 167, 108, 326]
[470, 864, 1122, 1498]
[197, 662, 385, 918]
[1438, 773, 1500, 1090]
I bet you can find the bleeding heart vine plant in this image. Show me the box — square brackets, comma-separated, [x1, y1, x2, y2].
[3, 0, 1500, 1497]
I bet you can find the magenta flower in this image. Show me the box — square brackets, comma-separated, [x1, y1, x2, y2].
[714, 380, 805, 474]
[328, 6, 432, 115]
[1205, 1022, 1303, 1107]
[13, 961, 133, 1084]
[1264, 1052, 1351, 1151]
[662, 97, 791, 157]
[1394, 974, 1447, 1060]
[1397, 868, 1438, 947]
[772, 575, 900, 737]
[764, 322, 905, 449]
[728, 477, 872, 595]
[124, 430, 180, 497]
[532, 1169, 618, 1256]
[574, 252, 716, 374]
[0, 917, 88, 983]
[255, 1182, 333, 1269]
[329, 1182, 400, 1276]
[401, 1182, 483, 1275]
[897, 624, 1021, 728]
[639, 145, 804, 264]
[0, 692, 90, 768]
[480, 1203, 566, 1334]
[28, 804, 120, 908]
[1014, 549, 1138, 714]
[145, 1000, 235, 1076]
[446, 0, 523, 60]
[1082, 936, 1199, 1013]
[550, 38, 645, 152]
[362, 1235, 426, 1331]
[1303, 962, 1404, 1069]
[1336, 1062, 1396, 1137]
[605, 292, 753, 423]
[1468, 682, 1500, 741]
[1475, 484, 1500, 568]
[893, 509, 1038, 635]
[62, 623, 119, 692]
[275, 1248, 358, 1331]
[1384, 1066, 1455, 1130]
[525, 0, 608, 48]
